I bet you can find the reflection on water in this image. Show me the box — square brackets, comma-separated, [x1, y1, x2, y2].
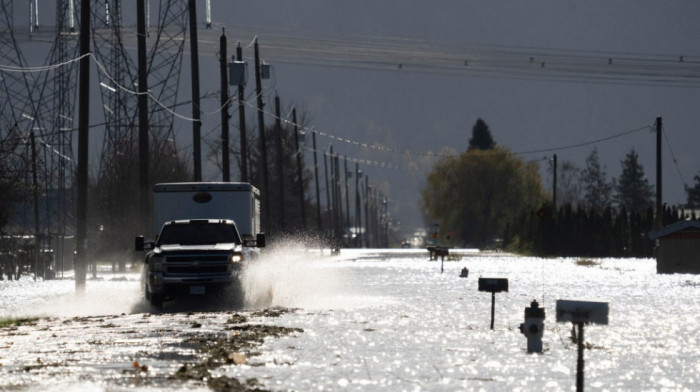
[1, 249, 698, 391]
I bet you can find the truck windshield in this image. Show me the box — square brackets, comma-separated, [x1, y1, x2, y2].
[157, 223, 241, 246]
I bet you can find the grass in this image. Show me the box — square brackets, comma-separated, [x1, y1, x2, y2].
[0, 317, 39, 328]
[575, 259, 600, 267]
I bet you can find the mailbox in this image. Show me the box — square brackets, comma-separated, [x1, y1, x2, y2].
[556, 300, 609, 325]
[478, 277, 508, 293]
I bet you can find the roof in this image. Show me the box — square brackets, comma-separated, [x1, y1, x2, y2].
[154, 182, 256, 192]
[649, 220, 700, 240]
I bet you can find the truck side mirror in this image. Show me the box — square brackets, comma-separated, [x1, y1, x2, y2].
[135, 236, 145, 251]
[256, 233, 266, 248]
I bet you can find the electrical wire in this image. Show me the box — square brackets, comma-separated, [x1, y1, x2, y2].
[662, 126, 689, 189]
[0, 53, 89, 73]
[302, 146, 428, 173]
[2, 32, 694, 188]
[0, 50, 677, 181]
[513, 125, 652, 155]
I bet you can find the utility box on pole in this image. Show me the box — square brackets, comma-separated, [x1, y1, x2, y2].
[261, 62, 271, 79]
[228, 61, 247, 86]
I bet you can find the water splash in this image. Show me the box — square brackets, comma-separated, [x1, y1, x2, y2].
[1, 274, 143, 318]
[241, 238, 355, 310]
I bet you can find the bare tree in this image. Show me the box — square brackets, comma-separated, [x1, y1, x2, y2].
[580, 148, 614, 211]
[0, 125, 30, 232]
[90, 134, 191, 270]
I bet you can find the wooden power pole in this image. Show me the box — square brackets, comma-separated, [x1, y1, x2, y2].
[220, 29, 230, 182]
[75, 0, 91, 291]
[236, 43, 249, 182]
[254, 38, 270, 232]
[137, 0, 150, 236]
[655, 117, 663, 229]
[292, 108, 307, 231]
[188, 0, 202, 181]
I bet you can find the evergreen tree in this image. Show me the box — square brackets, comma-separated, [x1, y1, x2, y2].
[554, 160, 582, 208]
[580, 148, 614, 211]
[468, 118, 496, 151]
[615, 149, 654, 213]
[685, 173, 700, 208]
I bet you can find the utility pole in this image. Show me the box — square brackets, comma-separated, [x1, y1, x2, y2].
[312, 130, 322, 232]
[274, 95, 285, 231]
[344, 156, 350, 234]
[330, 147, 337, 240]
[137, 0, 150, 236]
[324, 147, 332, 231]
[311, 130, 323, 235]
[552, 153, 558, 254]
[188, 0, 202, 181]
[292, 108, 307, 231]
[355, 162, 360, 247]
[76, 0, 90, 291]
[655, 117, 663, 229]
[220, 29, 231, 182]
[364, 177, 370, 248]
[30, 132, 40, 280]
[334, 153, 342, 241]
[236, 43, 248, 182]
[254, 38, 270, 232]
[552, 154, 557, 213]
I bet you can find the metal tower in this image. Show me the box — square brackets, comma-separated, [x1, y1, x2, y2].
[90, 0, 186, 184]
[0, 1, 80, 275]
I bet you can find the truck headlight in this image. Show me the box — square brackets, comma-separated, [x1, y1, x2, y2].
[230, 253, 243, 263]
[149, 256, 164, 272]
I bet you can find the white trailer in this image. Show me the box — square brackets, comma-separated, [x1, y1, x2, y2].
[152, 182, 262, 241]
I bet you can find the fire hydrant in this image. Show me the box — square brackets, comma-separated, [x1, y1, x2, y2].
[519, 300, 545, 353]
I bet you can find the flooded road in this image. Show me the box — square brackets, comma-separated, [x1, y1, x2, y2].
[0, 276, 301, 391]
[1, 248, 699, 391]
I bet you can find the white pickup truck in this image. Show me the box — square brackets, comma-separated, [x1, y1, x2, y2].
[135, 182, 265, 308]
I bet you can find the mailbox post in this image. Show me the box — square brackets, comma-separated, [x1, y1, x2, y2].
[556, 300, 609, 392]
[478, 277, 508, 330]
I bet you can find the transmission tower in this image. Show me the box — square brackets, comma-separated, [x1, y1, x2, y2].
[146, 0, 187, 143]
[90, 0, 186, 182]
[0, 1, 35, 135]
[0, 1, 80, 275]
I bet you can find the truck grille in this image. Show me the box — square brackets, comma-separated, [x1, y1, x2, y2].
[164, 254, 230, 276]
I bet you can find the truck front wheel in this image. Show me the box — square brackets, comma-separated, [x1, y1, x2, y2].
[148, 293, 164, 309]
[144, 282, 164, 309]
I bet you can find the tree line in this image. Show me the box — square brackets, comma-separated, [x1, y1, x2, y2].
[505, 203, 695, 258]
[421, 118, 700, 256]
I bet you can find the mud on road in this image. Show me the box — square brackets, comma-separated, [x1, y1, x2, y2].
[0, 307, 302, 391]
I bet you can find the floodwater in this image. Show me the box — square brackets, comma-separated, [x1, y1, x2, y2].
[1, 246, 698, 391]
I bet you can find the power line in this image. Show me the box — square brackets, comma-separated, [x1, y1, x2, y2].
[513, 125, 652, 155]
[662, 126, 689, 189]
[3, 34, 692, 189]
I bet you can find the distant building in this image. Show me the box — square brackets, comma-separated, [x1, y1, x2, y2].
[649, 220, 700, 274]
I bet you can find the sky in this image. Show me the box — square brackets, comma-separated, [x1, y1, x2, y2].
[9, 1, 700, 232]
[190, 0, 699, 229]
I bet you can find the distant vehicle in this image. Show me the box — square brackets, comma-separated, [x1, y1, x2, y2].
[135, 182, 265, 308]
